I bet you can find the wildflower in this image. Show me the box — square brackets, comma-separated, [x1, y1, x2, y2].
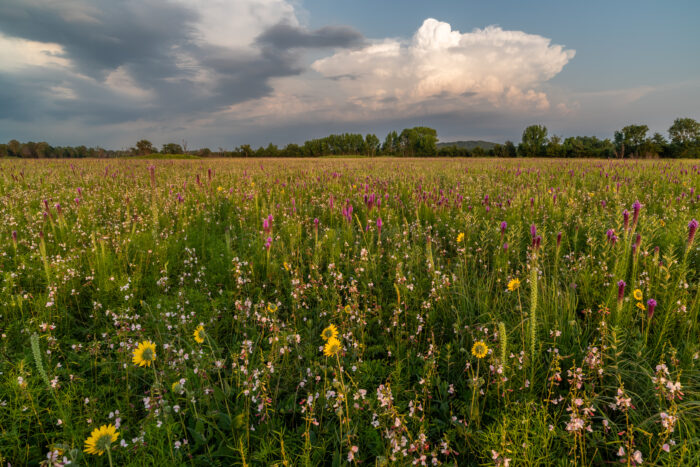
[659, 219, 665, 227]
[84, 424, 119, 456]
[323, 337, 342, 357]
[456, 232, 464, 243]
[321, 324, 339, 341]
[636, 302, 645, 311]
[633, 289, 643, 301]
[507, 278, 520, 292]
[193, 325, 205, 344]
[688, 219, 698, 246]
[617, 280, 626, 303]
[132, 341, 157, 367]
[647, 299, 657, 319]
[266, 303, 278, 313]
[283, 261, 290, 271]
[471, 341, 488, 359]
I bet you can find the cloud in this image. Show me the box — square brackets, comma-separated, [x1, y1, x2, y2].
[257, 23, 366, 50]
[311, 18, 575, 112]
[0, 0, 365, 125]
[0, 3, 578, 147]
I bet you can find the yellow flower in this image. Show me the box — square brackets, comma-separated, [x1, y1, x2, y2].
[283, 261, 290, 271]
[321, 324, 339, 341]
[323, 337, 342, 357]
[471, 341, 488, 359]
[132, 340, 156, 367]
[217, 186, 223, 192]
[507, 278, 521, 292]
[659, 219, 665, 227]
[344, 304, 352, 313]
[172, 380, 184, 393]
[633, 289, 643, 301]
[84, 424, 119, 456]
[267, 303, 278, 313]
[456, 232, 464, 243]
[193, 325, 205, 344]
[636, 302, 646, 311]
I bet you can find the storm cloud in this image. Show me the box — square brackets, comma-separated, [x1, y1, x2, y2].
[0, 0, 366, 124]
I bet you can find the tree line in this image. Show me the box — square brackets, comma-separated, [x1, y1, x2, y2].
[1, 118, 698, 159]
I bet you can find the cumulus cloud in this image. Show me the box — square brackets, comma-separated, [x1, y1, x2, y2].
[311, 18, 575, 112]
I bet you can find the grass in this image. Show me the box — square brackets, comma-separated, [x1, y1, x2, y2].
[128, 153, 201, 160]
[0, 157, 698, 465]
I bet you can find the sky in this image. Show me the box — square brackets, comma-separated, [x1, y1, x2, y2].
[1, 0, 699, 150]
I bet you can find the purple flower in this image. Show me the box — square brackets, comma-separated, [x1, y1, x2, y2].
[623, 209, 630, 231]
[617, 280, 626, 303]
[688, 219, 698, 246]
[635, 233, 642, 250]
[530, 224, 537, 238]
[500, 221, 507, 234]
[12, 231, 17, 244]
[557, 231, 562, 248]
[265, 236, 272, 250]
[503, 242, 508, 251]
[313, 218, 319, 230]
[632, 200, 641, 226]
[647, 299, 657, 319]
[377, 217, 383, 234]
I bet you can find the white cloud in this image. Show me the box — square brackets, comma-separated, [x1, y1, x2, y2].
[310, 18, 575, 112]
[174, 0, 298, 50]
[0, 33, 71, 70]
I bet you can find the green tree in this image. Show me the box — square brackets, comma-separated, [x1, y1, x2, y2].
[519, 125, 548, 157]
[136, 139, 154, 156]
[162, 143, 184, 154]
[614, 124, 649, 158]
[365, 134, 380, 156]
[668, 117, 700, 157]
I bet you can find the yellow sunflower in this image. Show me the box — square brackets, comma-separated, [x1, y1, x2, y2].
[344, 304, 352, 313]
[267, 303, 278, 313]
[471, 341, 489, 359]
[323, 337, 342, 357]
[507, 278, 520, 292]
[633, 289, 643, 301]
[636, 302, 646, 311]
[84, 424, 119, 456]
[321, 324, 339, 341]
[132, 340, 156, 367]
[193, 325, 205, 344]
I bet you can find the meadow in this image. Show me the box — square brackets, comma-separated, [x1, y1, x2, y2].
[0, 158, 698, 466]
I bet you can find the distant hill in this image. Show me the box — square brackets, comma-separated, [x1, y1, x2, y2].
[437, 140, 498, 150]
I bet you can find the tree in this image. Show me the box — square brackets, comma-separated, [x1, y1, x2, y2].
[7, 139, 20, 157]
[365, 134, 380, 156]
[398, 127, 437, 157]
[519, 125, 548, 157]
[546, 135, 565, 158]
[503, 141, 517, 158]
[162, 143, 184, 154]
[614, 125, 648, 158]
[668, 117, 700, 158]
[382, 131, 399, 155]
[136, 139, 154, 156]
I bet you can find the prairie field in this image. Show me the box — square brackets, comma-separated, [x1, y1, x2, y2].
[1, 157, 699, 466]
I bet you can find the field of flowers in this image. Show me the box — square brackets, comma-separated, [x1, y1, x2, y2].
[0, 158, 698, 466]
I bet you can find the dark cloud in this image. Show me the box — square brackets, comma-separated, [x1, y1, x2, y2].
[256, 23, 366, 50]
[0, 0, 366, 125]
